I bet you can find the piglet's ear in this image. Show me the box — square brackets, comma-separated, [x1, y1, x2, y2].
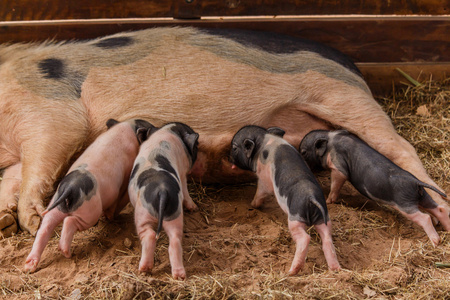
[136, 128, 148, 144]
[314, 138, 328, 157]
[146, 127, 159, 139]
[339, 129, 350, 135]
[243, 138, 255, 159]
[267, 127, 285, 137]
[106, 119, 119, 129]
[183, 132, 199, 156]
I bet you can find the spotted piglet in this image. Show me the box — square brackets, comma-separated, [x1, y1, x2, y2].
[24, 119, 153, 273]
[230, 125, 340, 275]
[128, 122, 199, 280]
[299, 130, 449, 247]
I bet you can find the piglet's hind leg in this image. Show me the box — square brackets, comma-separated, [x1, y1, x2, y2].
[314, 221, 340, 271]
[182, 183, 198, 212]
[137, 225, 157, 273]
[287, 220, 310, 276]
[58, 216, 84, 258]
[251, 179, 273, 208]
[423, 205, 450, 231]
[164, 217, 186, 280]
[24, 210, 65, 272]
[398, 209, 440, 247]
[327, 168, 347, 204]
[419, 192, 450, 231]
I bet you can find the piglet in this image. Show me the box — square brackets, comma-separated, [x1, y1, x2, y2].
[24, 119, 153, 272]
[299, 130, 449, 247]
[230, 125, 340, 275]
[128, 122, 199, 280]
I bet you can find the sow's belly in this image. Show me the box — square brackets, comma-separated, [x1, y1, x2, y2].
[78, 32, 338, 182]
[187, 109, 331, 184]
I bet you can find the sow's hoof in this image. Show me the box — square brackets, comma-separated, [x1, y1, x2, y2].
[0, 209, 18, 238]
[18, 207, 43, 236]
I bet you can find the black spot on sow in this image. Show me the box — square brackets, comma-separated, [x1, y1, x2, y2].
[95, 36, 134, 49]
[38, 58, 65, 79]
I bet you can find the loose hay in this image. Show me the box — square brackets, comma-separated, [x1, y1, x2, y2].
[379, 77, 450, 188]
[0, 77, 449, 299]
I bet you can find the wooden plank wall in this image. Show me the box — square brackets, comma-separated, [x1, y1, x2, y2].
[1, 0, 448, 20]
[1, 0, 449, 93]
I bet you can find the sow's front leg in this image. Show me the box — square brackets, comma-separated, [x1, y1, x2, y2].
[0, 163, 22, 238]
[17, 102, 89, 236]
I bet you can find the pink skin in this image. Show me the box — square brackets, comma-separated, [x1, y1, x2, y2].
[128, 127, 197, 280]
[326, 154, 347, 204]
[398, 210, 440, 247]
[423, 205, 450, 233]
[288, 221, 340, 275]
[134, 202, 193, 280]
[313, 222, 341, 271]
[237, 139, 340, 274]
[250, 160, 275, 209]
[0, 163, 21, 238]
[1, 30, 448, 237]
[287, 221, 310, 275]
[23, 121, 139, 273]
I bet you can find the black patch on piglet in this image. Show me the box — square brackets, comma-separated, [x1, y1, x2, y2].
[229, 125, 267, 171]
[155, 154, 179, 180]
[46, 168, 96, 213]
[135, 119, 154, 131]
[299, 130, 331, 172]
[106, 119, 119, 129]
[267, 127, 285, 137]
[95, 36, 134, 49]
[274, 144, 328, 226]
[168, 122, 199, 164]
[137, 168, 181, 222]
[130, 162, 140, 182]
[38, 58, 65, 79]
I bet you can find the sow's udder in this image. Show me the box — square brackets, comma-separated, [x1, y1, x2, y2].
[189, 142, 255, 184]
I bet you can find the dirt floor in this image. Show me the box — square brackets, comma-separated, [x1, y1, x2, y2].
[0, 79, 449, 299]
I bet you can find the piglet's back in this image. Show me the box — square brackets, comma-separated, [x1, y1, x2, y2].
[273, 144, 328, 226]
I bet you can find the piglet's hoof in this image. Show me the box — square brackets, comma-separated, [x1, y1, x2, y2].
[172, 268, 186, 281]
[24, 258, 39, 273]
[328, 263, 341, 272]
[58, 245, 72, 258]
[184, 202, 198, 212]
[326, 197, 336, 204]
[287, 265, 303, 276]
[0, 210, 18, 238]
[138, 263, 153, 274]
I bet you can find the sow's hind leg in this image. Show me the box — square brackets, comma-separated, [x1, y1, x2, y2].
[419, 191, 450, 232]
[276, 80, 448, 212]
[16, 101, 89, 236]
[396, 207, 440, 247]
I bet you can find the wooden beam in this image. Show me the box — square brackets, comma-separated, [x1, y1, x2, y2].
[1, 0, 448, 21]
